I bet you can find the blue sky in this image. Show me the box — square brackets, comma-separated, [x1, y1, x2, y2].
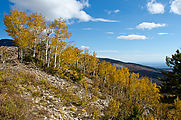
[1, 0, 181, 66]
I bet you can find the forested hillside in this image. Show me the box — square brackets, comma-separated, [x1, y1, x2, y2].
[0, 10, 180, 120]
[99, 58, 163, 85]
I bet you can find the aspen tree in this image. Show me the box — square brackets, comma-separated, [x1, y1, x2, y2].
[3, 9, 28, 60]
[44, 25, 53, 64]
[80, 49, 90, 74]
[50, 18, 71, 68]
[73, 47, 83, 69]
[27, 13, 46, 58]
[86, 52, 99, 76]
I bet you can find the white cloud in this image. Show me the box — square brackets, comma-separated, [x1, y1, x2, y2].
[158, 33, 168, 35]
[170, 0, 181, 15]
[82, 28, 92, 30]
[136, 22, 166, 30]
[106, 9, 120, 14]
[80, 45, 90, 49]
[106, 32, 114, 34]
[9, 0, 118, 22]
[92, 18, 119, 22]
[117, 34, 147, 40]
[96, 50, 119, 53]
[114, 9, 120, 13]
[147, 0, 164, 14]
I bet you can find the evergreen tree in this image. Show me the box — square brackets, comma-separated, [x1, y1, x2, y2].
[161, 49, 181, 98]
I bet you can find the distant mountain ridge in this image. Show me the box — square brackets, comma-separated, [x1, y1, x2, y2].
[99, 58, 163, 85]
[0, 39, 15, 47]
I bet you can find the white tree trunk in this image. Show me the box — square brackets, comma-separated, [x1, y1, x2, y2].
[47, 49, 51, 68]
[33, 38, 36, 58]
[54, 46, 57, 68]
[45, 38, 49, 63]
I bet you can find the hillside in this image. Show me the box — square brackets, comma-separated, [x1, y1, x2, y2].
[99, 58, 163, 85]
[0, 39, 15, 46]
[0, 46, 165, 119]
[0, 47, 109, 119]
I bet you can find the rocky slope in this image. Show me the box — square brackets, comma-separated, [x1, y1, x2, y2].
[0, 46, 111, 120]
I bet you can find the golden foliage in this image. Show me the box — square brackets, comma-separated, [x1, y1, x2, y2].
[3, 10, 181, 119]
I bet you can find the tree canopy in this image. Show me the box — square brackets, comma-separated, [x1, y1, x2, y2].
[161, 49, 181, 98]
